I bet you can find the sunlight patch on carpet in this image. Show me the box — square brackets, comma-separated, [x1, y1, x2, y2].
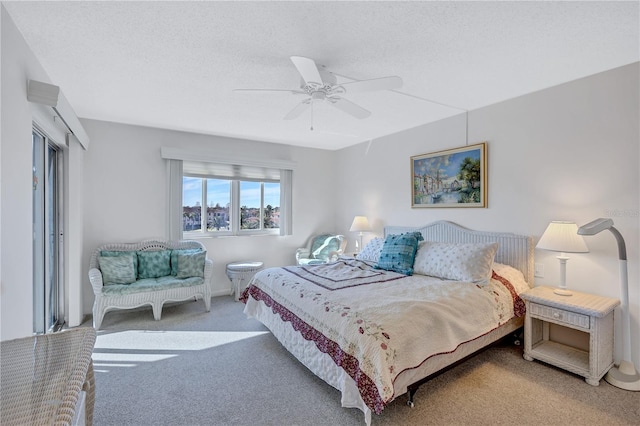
[93, 352, 177, 363]
[94, 330, 270, 351]
[91, 330, 270, 372]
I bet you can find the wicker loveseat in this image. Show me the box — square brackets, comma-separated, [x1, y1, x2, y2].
[89, 240, 212, 329]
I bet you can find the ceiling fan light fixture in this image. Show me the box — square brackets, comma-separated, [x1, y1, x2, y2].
[235, 55, 402, 122]
[311, 91, 326, 101]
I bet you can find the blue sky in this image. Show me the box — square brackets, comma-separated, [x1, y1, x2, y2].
[183, 177, 279, 208]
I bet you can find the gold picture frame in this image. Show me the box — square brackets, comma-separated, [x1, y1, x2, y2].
[411, 142, 487, 208]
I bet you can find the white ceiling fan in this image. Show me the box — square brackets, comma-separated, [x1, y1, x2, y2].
[234, 56, 403, 121]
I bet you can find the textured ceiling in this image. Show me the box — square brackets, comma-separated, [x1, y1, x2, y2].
[4, 1, 639, 150]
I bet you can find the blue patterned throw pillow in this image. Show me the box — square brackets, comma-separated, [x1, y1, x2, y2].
[99, 255, 136, 285]
[311, 235, 341, 260]
[101, 250, 138, 274]
[170, 249, 202, 276]
[137, 250, 171, 279]
[374, 232, 424, 275]
[176, 251, 206, 279]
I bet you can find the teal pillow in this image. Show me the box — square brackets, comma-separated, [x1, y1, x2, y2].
[311, 235, 341, 261]
[137, 250, 171, 279]
[310, 234, 332, 259]
[101, 250, 138, 273]
[99, 255, 136, 285]
[170, 248, 202, 276]
[176, 251, 206, 279]
[374, 232, 424, 275]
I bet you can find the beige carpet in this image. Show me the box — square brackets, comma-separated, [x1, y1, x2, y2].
[85, 296, 640, 426]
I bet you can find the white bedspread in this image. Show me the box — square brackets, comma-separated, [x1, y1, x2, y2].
[242, 258, 526, 415]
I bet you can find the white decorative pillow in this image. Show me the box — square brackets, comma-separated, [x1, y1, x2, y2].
[413, 241, 498, 284]
[355, 237, 385, 262]
[492, 262, 530, 294]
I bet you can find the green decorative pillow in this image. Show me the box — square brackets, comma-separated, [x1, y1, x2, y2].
[98, 255, 136, 285]
[100, 250, 138, 273]
[310, 234, 332, 259]
[176, 251, 206, 279]
[311, 235, 341, 261]
[170, 249, 202, 276]
[374, 232, 424, 275]
[137, 250, 171, 279]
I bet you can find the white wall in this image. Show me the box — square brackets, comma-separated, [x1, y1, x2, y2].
[1, 2, 338, 334]
[80, 119, 337, 311]
[2, 0, 638, 370]
[1, 6, 86, 340]
[335, 63, 640, 368]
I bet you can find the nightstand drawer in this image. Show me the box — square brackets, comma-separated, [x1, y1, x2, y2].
[530, 303, 590, 329]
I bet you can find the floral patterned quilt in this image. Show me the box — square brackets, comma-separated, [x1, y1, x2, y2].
[241, 258, 526, 415]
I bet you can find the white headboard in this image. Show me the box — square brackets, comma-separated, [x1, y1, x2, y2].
[384, 221, 535, 286]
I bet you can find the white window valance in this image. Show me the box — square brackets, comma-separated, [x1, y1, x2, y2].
[183, 162, 281, 181]
[160, 147, 296, 172]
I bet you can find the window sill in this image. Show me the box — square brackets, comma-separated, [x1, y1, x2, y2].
[183, 231, 280, 239]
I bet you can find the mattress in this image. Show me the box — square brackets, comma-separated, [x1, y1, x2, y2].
[242, 258, 529, 424]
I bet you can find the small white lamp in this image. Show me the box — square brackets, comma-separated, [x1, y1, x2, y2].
[578, 218, 640, 391]
[349, 216, 371, 253]
[536, 221, 589, 296]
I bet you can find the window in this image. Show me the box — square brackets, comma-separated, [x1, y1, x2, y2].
[182, 176, 281, 236]
[162, 148, 293, 239]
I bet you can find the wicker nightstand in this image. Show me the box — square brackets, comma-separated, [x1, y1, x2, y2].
[521, 286, 620, 386]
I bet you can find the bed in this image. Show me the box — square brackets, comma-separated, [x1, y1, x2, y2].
[241, 221, 534, 424]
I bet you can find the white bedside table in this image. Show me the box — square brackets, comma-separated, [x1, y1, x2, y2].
[520, 286, 620, 386]
[226, 261, 264, 301]
[521, 286, 619, 386]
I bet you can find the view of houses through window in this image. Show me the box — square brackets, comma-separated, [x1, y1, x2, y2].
[183, 176, 280, 235]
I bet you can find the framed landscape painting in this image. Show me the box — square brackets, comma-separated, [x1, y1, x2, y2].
[411, 142, 487, 208]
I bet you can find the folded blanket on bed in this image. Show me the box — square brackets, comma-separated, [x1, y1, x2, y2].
[241, 258, 525, 414]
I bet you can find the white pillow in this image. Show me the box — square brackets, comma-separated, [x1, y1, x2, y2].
[413, 241, 498, 284]
[355, 237, 385, 262]
[492, 262, 530, 294]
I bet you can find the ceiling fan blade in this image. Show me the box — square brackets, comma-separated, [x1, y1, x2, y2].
[290, 56, 324, 86]
[339, 76, 403, 93]
[283, 100, 311, 120]
[330, 98, 371, 119]
[233, 88, 306, 95]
